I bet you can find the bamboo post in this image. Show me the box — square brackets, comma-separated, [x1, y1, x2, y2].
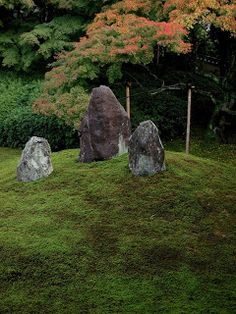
[186, 84, 194, 154]
[126, 81, 131, 119]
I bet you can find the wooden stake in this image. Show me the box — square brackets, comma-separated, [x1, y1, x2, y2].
[186, 87, 192, 154]
[126, 82, 131, 119]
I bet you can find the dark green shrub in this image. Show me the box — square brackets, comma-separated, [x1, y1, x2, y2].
[130, 92, 187, 139]
[0, 72, 42, 121]
[0, 72, 79, 151]
[111, 69, 221, 139]
[0, 107, 79, 151]
[111, 80, 188, 139]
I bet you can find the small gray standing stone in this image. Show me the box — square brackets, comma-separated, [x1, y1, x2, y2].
[79, 85, 131, 162]
[128, 120, 165, 176]
[17, 136, 53, 182]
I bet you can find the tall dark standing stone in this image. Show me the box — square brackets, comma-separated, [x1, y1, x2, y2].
[128, 120, 165, 176]
[17, 136, 53, 182]
[79, 85, 131, 162]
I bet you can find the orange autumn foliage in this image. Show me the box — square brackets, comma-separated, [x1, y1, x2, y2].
[164, 0, 236, 35]
[39, 0, 191, 89]
[34, 0, 236, 127]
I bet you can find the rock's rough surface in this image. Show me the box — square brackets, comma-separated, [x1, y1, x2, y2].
[79, 85, 131, 162]
[17, 136, 53, 182]
[128, 120, 165, 176]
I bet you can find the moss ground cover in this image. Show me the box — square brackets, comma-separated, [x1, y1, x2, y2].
[0, 144, 235, 313]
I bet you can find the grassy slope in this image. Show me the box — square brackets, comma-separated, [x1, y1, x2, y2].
[0, 146, 236, 313]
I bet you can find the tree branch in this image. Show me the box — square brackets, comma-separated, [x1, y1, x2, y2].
[139, 64, 164, 85]
[150, 83, 185, 95]
[222, 106, 236, 116]
[192, 89, 217, 104]
[125, 71, 144, 89]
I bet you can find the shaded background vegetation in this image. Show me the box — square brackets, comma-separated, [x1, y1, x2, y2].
[0, 72, 78, 150]
[0, 0, 236, 147]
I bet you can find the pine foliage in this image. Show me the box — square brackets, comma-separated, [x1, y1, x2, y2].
[21, 15, 84, 61]
[0, 0, 34, 10]
[0, 0, 109, 71]
[0, 16, 84, 71]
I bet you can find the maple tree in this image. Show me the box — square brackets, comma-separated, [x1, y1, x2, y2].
[164, 0, 236, 134]
[163, 0, 236, 76]
[164, 0, 236, 36]
[34, 0, 192, 125]
[2, 0, 234, 133]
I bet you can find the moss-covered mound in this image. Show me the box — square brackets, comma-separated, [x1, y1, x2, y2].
[0, 148, 235, 313]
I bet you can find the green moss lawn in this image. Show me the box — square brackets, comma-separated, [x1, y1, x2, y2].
[0, 144, 236, 313]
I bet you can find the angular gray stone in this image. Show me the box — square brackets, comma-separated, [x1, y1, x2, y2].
[79, 85, 131, 162]
[17, 136, 53, 182]
[128, 120, 165, 176]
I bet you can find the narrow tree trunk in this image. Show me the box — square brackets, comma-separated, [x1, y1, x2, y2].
[186, 87, 192, 154]
[126, 82, 131, 119]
